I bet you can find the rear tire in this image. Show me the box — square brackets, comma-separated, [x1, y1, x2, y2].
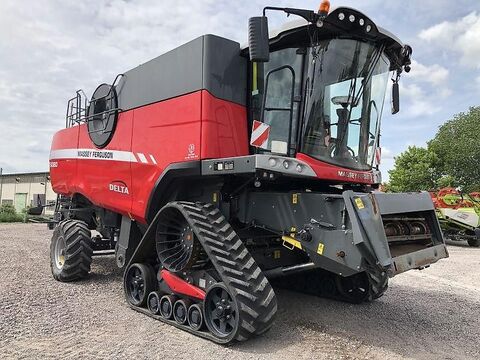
[50, 220, 93, 282]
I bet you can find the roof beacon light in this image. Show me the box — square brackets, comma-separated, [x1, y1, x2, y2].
[318, 0, 330, 17]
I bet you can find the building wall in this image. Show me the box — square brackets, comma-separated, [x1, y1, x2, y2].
[0, 172, 56, 215]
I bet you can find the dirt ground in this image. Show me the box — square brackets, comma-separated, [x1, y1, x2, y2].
[0, 223, 479, 360]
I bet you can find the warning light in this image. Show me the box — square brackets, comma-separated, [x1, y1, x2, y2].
[318, 0, 330, 16]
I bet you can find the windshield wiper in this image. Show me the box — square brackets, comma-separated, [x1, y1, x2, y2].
[352, 44, 385, 107]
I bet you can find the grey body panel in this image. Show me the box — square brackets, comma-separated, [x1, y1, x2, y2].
[116, 35, 247, 111]
[374, 191, 435, 214]
[390, 244, 448, 275]
[238, 189, 447, 278]
[201, 154, 316, 178]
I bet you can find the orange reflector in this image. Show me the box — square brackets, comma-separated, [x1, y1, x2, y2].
[319, 0, 330, 15]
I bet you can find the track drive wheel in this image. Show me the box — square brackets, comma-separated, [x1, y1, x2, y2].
[50, 219, 93, 282]
[204, 283, 239, 341]
[124, 263, 156, 307]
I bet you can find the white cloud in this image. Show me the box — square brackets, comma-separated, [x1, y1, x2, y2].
[409, 60, 449, 86]
[397, 60, 451, 118]
[419, 12, 480, 68]
[399, 83, 438, 118]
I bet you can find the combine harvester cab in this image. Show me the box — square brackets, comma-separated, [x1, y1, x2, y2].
[48, 1, 448, 343]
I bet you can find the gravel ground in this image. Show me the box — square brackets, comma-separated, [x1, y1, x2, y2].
[0, 223, 479, 360]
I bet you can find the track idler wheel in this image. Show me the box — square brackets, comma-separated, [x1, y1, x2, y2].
[147, 291, 161, 315]
[204, 283, 239, 341]
[173, 299, 192, 325]
[188, 303, 204, 331]
[124, 263, 156, 307]
[159, 295, 176, 319]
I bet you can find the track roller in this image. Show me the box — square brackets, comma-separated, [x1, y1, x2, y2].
[159, 295, 176, 319]
[187, 303, 204, 331]
[147, 291, 161, 315]
[173, 299, 192, 325]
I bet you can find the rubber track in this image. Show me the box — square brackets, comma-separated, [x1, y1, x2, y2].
[51, 220, 93, 281]
[177, 202, 277, 341]
[129, 202, 277, 343]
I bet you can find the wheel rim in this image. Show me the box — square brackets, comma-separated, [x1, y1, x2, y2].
[54, 235, 66, 270]
[126, 266, 145, 304]
[204, 284, 238, 338]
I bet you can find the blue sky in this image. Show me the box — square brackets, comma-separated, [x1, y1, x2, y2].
[1, 0, 479, 180]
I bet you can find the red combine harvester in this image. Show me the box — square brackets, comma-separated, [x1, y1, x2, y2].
[49, 2, 448, 343]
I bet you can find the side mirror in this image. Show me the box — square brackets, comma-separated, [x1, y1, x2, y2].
[248, 16, 270, 62]
[391, 82, 400, 114]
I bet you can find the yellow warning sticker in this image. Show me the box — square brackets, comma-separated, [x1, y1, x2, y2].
[282, 235, 302, 250]
[355, 197, 365, 209]
[292, 193, 298, 204]
[273, 250, 281, 259]
[317, 242, 325, 255]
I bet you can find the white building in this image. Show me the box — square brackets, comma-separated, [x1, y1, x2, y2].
[0, 171, 56, 215]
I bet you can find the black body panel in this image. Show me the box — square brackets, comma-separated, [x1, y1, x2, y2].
[116, 35, 247, 110]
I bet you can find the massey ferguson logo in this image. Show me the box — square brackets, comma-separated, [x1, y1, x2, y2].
[337, 170, 373, 182]
[109, 181, 129, 195]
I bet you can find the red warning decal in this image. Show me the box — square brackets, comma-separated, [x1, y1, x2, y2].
[250, 120, 270, 149]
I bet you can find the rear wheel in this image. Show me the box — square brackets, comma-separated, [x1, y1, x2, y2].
[50, 220, 93, 282]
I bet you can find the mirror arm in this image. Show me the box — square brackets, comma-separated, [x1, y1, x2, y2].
[263, 6, 319, 23]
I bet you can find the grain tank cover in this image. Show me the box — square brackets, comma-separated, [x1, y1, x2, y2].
[116, 34, 247, 111]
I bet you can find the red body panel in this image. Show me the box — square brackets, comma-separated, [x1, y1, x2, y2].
[76, 111, 134, 215]
[161, 270, 206, 300]
[50, 127, 79, 195]
[200, 91, 249, 159]
[50, 90, 249, 222]
[296, 153, 375, 185]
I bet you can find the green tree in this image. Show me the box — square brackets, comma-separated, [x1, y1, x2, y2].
[388, 145, 438, 192]
[429, 106, 480, 192]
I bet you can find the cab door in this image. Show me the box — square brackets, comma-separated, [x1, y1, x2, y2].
[250, 47, 304, 156]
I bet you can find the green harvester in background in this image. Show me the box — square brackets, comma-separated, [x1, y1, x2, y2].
[431, 188, 480, 247]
